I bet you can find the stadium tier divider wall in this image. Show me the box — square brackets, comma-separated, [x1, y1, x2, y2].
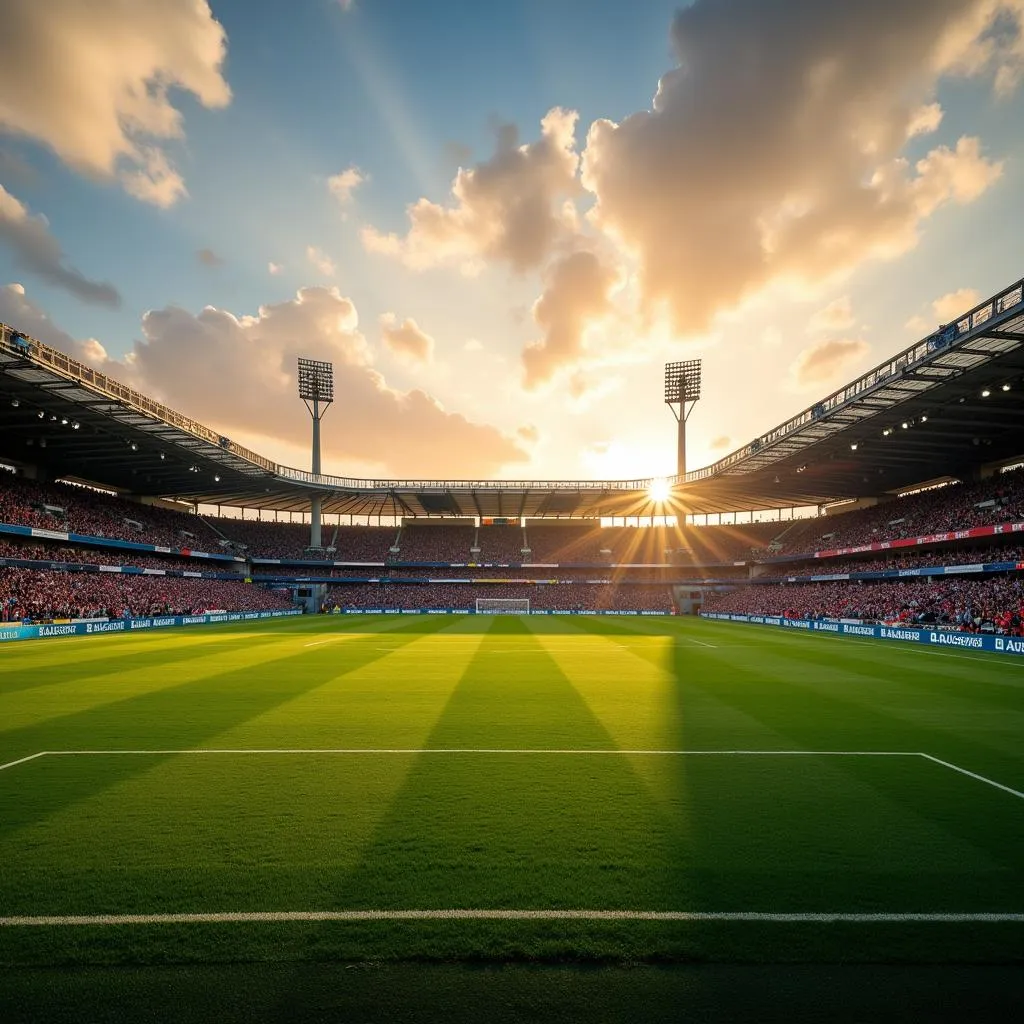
[700, 612, 1024, 657]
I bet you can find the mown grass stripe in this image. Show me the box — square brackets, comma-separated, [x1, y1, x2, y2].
[2, 910, 1023, 926]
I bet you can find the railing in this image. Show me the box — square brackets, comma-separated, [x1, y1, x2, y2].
[275, 467, 654, 491]
[0, 325, 276, 474]
[682, 276, 1024, 482]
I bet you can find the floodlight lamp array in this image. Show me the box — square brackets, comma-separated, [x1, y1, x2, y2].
[664, 360, 702, 404]
[297, 358, 334, 403]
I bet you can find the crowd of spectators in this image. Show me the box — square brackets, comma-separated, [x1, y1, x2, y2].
[774, 468, 1024, 557]
[6, 465, 1024, 568]
[394, 524, 476, 562]
[759, 543, 1024, 579]
[523, 523, 608, 563]
[0, 538, 207, 570]
[0, 475, 221, 549]
[323, 582, 674, 613]
[704, 575, 1024, 633]
[0, 568, 292, 623]
[476, 525, 527, 562]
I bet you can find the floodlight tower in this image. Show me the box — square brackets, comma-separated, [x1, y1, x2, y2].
[664, 360, 702, 478]
[297, 357, 334, 548]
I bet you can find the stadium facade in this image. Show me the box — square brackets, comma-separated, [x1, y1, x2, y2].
[2, 275, 1022, 520]
[2, 275, 1024, 630]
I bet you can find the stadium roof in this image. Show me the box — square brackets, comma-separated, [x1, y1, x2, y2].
[1, 274, 1023, 517]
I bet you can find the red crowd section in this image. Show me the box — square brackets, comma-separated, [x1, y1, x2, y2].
[0, 569, 292, 623]
[703, 576, 1024, 634]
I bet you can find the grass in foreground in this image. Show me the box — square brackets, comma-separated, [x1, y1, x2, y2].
[1, 613, 1022, 967]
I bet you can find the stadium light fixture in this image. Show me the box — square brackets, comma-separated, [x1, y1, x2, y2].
[982, 389, 991, 397]
[902, 422, 909, 429]
[61, 417, 68, 425]
[920, 415, 928, 422]
[71, 422, 79, 430]
[850, 443, 858, 450]
[10, 397, 18, 407]
[298, 357, 335, 549]
[664, 360, 702, 477]
[1002, 384, 1011, 392]
[37, 410, 44, 419]
[883, 428, 891, 436]
[648, 477, 671, 503]
[159, 452, 165, 459]
[214, 474, 221, 482]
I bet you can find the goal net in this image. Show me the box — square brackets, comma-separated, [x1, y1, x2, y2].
[475, 598, 530, 615]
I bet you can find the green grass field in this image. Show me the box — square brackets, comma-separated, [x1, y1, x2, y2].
[2, 612, 1023, 978]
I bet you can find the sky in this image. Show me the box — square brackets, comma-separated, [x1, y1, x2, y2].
[1, 0, 1023, 483]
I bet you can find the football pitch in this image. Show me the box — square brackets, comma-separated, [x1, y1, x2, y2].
[1, 613, 1023, 972]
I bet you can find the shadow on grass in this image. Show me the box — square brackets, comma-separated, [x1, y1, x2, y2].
[0, 617, 458, 840]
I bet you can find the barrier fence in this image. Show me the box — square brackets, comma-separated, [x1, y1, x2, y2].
[0, 609, 302, 644]
[700, 612, 1024, 657]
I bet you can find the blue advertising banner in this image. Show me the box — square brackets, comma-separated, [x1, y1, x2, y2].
[699, 612, 1024, 657]
[325, 608, 671, 617]
[0, 608, 302, 644]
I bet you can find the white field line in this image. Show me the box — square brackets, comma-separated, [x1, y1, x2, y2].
[685, 637, 718, 648]
[8, 749, 1021, 803]
[2, 910, 1023, 927]
[919, 753, 1024, 801]
[37, 748, 917, 757]
[0, 751, 48, 773]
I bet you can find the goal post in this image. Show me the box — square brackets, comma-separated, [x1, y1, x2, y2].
[475, 597, 530, 615]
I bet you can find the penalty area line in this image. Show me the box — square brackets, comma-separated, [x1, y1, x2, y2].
[2, 910, 1023, 927]
[0, 751, 47, 773]
[919, 753, 1024, 801]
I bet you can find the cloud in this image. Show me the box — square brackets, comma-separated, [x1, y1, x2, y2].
[196, 248, 224, 268]
[362, 107, 581, 274]
[2, 283, 527, 477]
[709, 435, 732, 450]
[0, 186, 120, 306]
[463, 338, 484, 352]
[791, 337, 871, 389]
[932, 286, 981, 322]
[327, 166, 367, 209]
[906, 286, 982, 333]
[580, 0, 1016, 335]
[521, 251, 618, 389]
[118, 146, 187, 208]
[762, 326, 784, 349]
[380, 313, 435, 363]
[809, 296, 855, 333]
[0, 0, 230, 206]
[517, 424, 540, 444]
[907, 102, 945, 137]
[306, 246, 336, 277]
[268, 262, 284, 276]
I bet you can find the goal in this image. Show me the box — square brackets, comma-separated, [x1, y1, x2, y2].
[475, 598, 530, 615]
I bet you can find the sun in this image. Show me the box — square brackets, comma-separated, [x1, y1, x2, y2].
[648, 477, 671, 503]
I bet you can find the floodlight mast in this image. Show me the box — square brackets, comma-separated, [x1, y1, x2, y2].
[664, 360, 702, 478]
[297, 358, 334, 548]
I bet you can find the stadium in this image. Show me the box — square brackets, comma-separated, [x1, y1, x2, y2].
[2, 274, 1024, 1016]
[4, 1, 1024, 1019]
